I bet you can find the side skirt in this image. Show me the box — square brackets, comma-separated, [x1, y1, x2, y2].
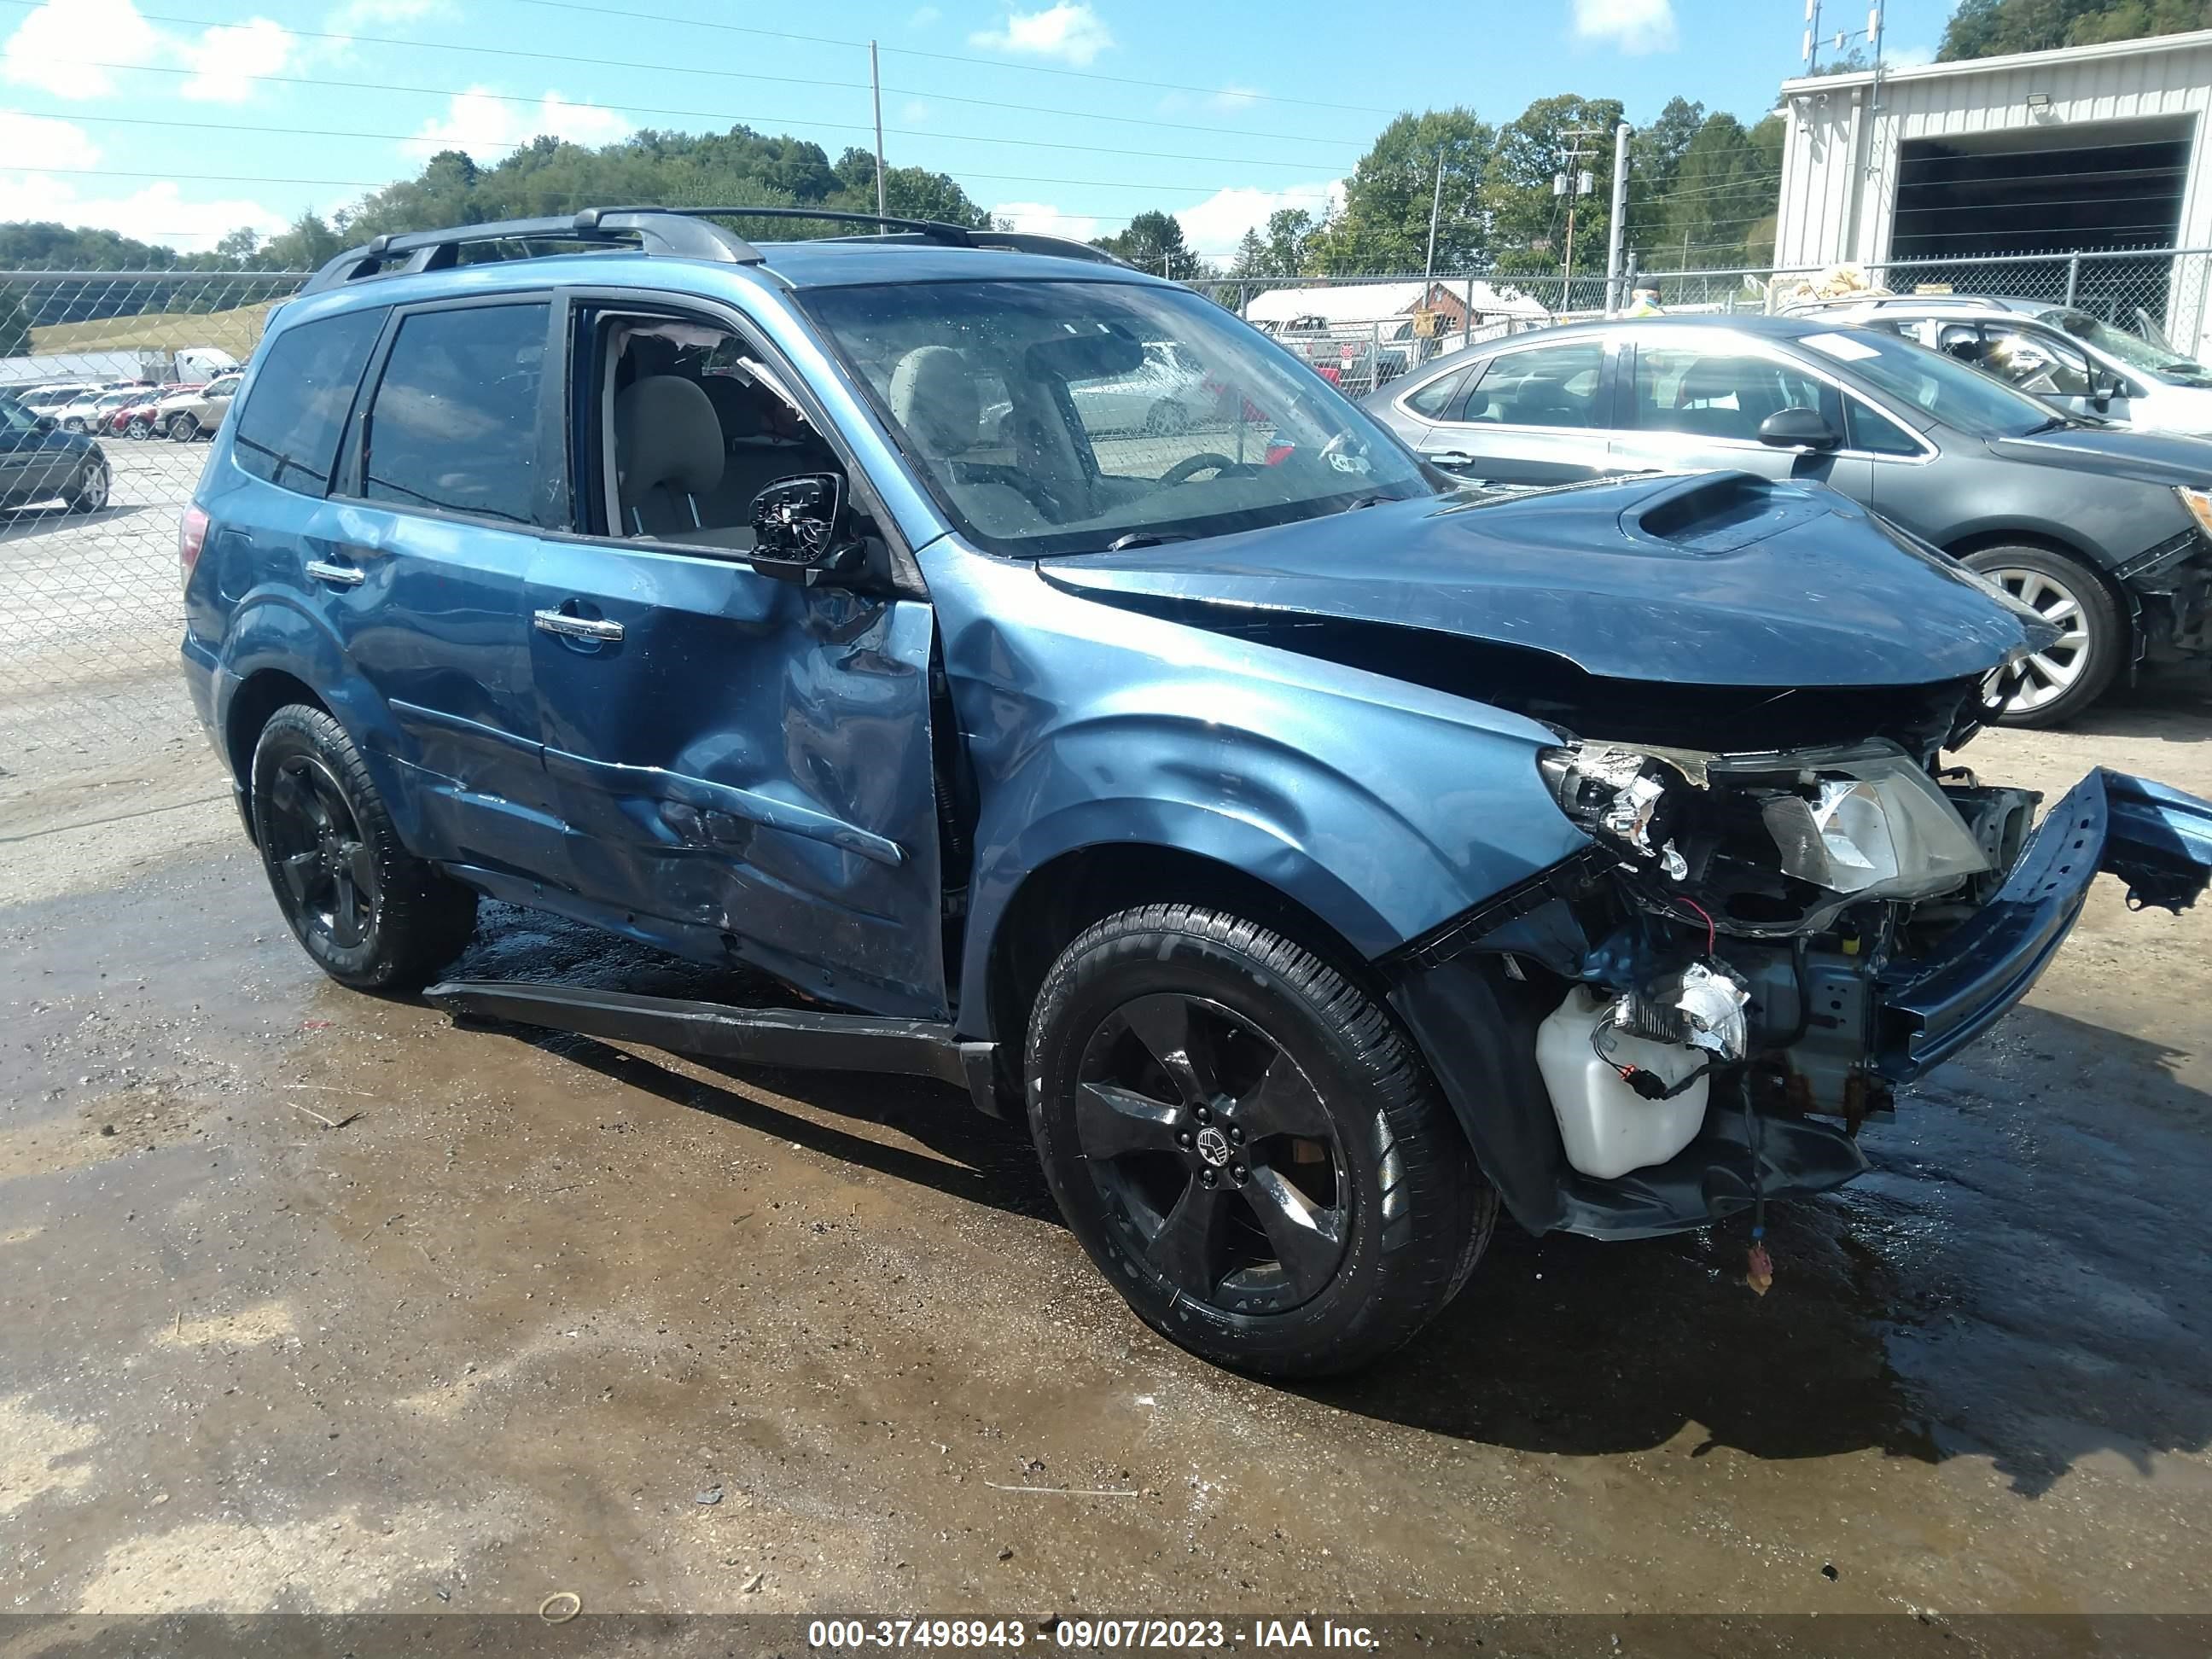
[423, 981, 1004, 1116]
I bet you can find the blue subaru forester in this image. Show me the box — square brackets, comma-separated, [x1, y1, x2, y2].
[182, 208, 2212, 1376]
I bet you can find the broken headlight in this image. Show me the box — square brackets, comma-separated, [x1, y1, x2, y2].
[1540, 739, 1994, 924]
[1749, 750, 1990, 903]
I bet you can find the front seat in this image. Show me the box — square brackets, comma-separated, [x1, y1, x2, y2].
[888, 345, 1056, 534]
[612, 375, 750, 547]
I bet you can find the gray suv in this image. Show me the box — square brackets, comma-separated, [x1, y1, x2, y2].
[1364, 315, 2212, 726]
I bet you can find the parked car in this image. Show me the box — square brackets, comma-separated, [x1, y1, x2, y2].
[183, 209, 2212, 1377]
[1784, 294, 2212, 436]
[1364, 315, 2212, 726]
[0, 392, 110, 513]
[57, 387, 148, 434]
[160, 373, 241, 440]
[116, 384, 202, 439]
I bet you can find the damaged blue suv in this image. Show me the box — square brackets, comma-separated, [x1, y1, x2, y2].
[181, 208, 2212, 1376]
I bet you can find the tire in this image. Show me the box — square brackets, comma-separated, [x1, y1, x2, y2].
[167, 412, 200, 442]
[1963, 544, 2123, 728]
[1026, 904, 1494, 1377]
[65, 459, 108, 515]
[61, 416, 86, 434]
[126, 417, 152, 440]
[248, 705, 478, 992]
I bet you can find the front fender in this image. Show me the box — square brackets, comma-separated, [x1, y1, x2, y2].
[929, 542, 1591, 1037]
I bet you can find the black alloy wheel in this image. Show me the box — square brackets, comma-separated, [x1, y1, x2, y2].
[263, 749, 381, 955]
[1075, 991, 1349, 1317]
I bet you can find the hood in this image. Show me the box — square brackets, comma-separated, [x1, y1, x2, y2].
[1987, 422, 2212, 484]
[1040, 471, 2040, 690]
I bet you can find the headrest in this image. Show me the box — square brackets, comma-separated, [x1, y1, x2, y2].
[1675, 359, 1740, 404]
[697, 375, 765, 442]
[888, 346, 981, 457]
[614, 375, 724, 507]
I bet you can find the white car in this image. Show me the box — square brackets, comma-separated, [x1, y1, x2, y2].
[1784, 294, 2212, 437]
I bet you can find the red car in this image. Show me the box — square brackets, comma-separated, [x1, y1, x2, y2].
[112, 384, 202, 440]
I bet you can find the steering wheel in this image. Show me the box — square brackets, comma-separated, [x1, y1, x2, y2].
[1155, 451, 1242, 488]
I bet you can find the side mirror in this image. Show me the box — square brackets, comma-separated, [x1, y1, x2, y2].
[33, 414, 56, 434]
[1757, 406, 1842, 451]
[749, 473, 861, 586]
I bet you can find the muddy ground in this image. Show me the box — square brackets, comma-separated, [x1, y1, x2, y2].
[3, 683, 2210, 1626]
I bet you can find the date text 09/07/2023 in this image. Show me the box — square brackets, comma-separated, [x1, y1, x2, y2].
[806, 1619, 1382, 1650]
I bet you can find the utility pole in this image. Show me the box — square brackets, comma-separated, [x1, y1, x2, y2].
[1604, 120, 1631, 311]
[1423, 144, 1446, 283]
[1555, 127, 1601, 308]
[870, 39, 887, 222]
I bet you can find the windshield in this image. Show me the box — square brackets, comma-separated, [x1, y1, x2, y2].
[1797, 327, 2064, 438]
[2038, 309, 2211, 386]
[800, 279, 1434, 556]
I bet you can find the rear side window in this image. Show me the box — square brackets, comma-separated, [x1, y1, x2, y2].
[363, 303, 547, 525]
[230, 310, 381, 495]
[1402, 364, 1470, 419]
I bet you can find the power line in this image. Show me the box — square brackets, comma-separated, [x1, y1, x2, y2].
[36, 101, 1344, 173]
[493, 0, 1405, 117]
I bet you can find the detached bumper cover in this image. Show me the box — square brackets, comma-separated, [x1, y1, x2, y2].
[1877, 768, 2212, 1081]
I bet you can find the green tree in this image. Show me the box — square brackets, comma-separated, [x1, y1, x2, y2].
[0, 288, 31, 358]
[1228, 226, 1268, 278]
[1642, 112, 1782, 271]
[260, 212, 346, 271]
[1484, 93, 1627, 281]
[1940, 0, 2209, 59]
[1307, 108, 1491, 274]
[214, 226, 262, 265]
[1092, 210, 1204, 278]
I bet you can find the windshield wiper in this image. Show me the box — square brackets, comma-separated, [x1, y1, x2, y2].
[1339, 494, 1394, 514]
[1103, 530, 1191, 551]
[2022, 416, 2073, 434]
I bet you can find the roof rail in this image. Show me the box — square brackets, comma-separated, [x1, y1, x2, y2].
[304, 209, 766, 293]
[302, 205, 1123, 295]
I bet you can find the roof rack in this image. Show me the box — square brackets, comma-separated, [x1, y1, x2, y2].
[304, 205, 1021, 294]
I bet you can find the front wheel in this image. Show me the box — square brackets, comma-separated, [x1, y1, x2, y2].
[1027, 904, 1494, 1377]
[1964, 545, 2122, 728]
[126, 416, 153, 439]
[167, 412, 200, 442]
[249, 705, 478, 991]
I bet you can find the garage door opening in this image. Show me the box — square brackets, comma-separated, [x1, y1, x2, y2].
[1889, 116, 2192, 321]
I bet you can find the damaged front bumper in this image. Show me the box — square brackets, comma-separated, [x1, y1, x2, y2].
[1388, 767, 2212, 1242]
[1879, 769, 2212, 1081]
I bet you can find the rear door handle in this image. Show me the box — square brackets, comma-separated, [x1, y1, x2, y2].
[305, 558, 364, 588]
[533, 608, 625, 643]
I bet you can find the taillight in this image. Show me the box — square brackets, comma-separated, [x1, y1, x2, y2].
[179, 504, 210, 586]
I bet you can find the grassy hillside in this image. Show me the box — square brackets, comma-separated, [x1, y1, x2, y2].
[32, 296, 284, 357]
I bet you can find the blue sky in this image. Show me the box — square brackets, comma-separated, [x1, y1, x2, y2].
[0, 0, 1959, 259]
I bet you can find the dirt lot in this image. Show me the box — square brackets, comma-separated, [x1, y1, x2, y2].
[3, 640, 2209, 1626]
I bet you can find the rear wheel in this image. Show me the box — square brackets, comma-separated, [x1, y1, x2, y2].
[249, 705, 478, 991]
[1144, 399, 1190, 437]
[1964, 544, 2122, 728]
[65, 458, 108, 514]
[1027, 904, 1493, 1377]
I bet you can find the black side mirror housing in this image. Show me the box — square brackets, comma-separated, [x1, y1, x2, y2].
[749, 473, 862, 586]
[1757, 406, 1842, 451]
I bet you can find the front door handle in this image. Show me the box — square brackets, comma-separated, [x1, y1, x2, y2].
[533, 608, 625, 643]
[1424, 450, 1479, 467]
[305, 559, 364, 587]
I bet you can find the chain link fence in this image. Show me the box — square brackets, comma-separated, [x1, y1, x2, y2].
[0, 267, 306, 841]
[2, 245, 2205, 844]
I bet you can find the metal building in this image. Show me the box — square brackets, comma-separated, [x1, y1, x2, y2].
[1773, 29, 2212, 346]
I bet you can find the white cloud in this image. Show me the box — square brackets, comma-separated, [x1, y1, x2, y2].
[1886, 41, 1935, 68]
[1210, 84, 1261, 113]
[1569, 0, 1677, 54]
[1, 0, 292, 102]
[1, 0, 162, 97]
[908, 3, 941, 26]
[1174, 179, 1343, 262]
[989, 201, 1101, 242]
[899, 98, 930, 123]
[180, 18, 294, 102]
[0, 175, 286, 247]
[407, 87, 633, 163]
[969, 3, 1113, 66]
[0, 110, 100, 171]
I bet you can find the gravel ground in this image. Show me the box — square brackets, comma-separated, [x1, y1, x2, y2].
[2, 681, 2208, 1625]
